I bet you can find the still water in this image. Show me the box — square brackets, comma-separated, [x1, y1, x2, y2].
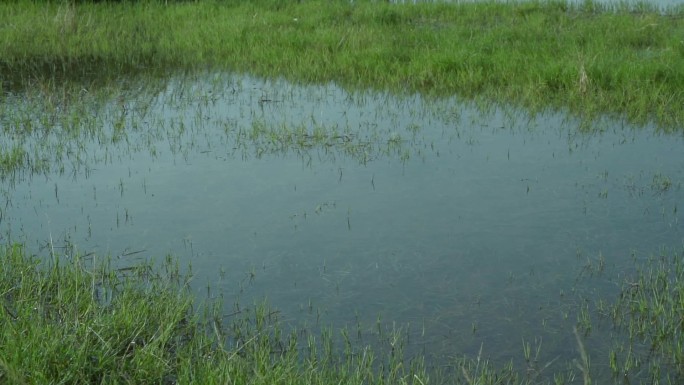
[1, 73, 683, 369]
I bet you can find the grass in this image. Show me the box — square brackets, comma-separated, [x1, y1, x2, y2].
[604, 250, 684, 384]
[0, 72, 420, 183]
[1, 0, 683, 383]
[3, 241, 684, 384]
[0, 243, 437, 384]
[0, 244, 206, 384]
[0, 0, 683, 129]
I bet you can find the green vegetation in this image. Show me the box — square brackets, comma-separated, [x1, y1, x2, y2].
[0, 72, 420, 183]
[2, 1, 684, 384]
[1, 0, 683, 128]
[605, 251, 684, 384]
[1, 243, 683, 384]
[0, 244, 433, 384]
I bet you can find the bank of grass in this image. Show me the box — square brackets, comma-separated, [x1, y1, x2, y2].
[3, 242, 684, 384]
[1, 0, 683, 129]
[0, 243, 437, 384]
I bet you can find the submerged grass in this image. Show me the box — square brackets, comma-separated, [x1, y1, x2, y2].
[1, 0, 683, 128]
[604, 250, 684, 384]
[0, 73, 424, 183]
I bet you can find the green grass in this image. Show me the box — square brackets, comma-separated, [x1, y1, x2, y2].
[0, 72, 420, 183]
[3, 241, 684, 384]
[604, 250, 684, 384]
[0, 244, 437, 384]
[0, 245, 209, 384]
[1, 0, 683, 128]
[2, 1, 684, 383]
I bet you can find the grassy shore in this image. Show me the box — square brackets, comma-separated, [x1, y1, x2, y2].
[1, 0, 683, 128]
[0, 244, 435, 384]
[2, 243, 684, 384]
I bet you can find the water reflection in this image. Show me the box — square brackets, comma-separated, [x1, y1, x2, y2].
[1, 73, 683, 368]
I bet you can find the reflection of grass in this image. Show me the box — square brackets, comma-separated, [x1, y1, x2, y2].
[1, 0, 683, 128]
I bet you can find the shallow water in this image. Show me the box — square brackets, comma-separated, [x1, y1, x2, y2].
[1, 73, 683, 372]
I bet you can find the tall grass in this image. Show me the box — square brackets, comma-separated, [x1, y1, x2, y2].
[1, 0, 683, 128]
[0, 244, 208, 383]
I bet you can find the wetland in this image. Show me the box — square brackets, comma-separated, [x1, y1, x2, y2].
[1, 1, 684, 384]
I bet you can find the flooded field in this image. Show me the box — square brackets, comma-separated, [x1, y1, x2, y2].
[1, 72, 683, 377]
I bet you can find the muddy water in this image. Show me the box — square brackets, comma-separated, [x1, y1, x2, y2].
[1, 73, 683, 368]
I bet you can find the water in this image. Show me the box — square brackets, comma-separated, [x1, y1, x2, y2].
[1, 73, 683, 372]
